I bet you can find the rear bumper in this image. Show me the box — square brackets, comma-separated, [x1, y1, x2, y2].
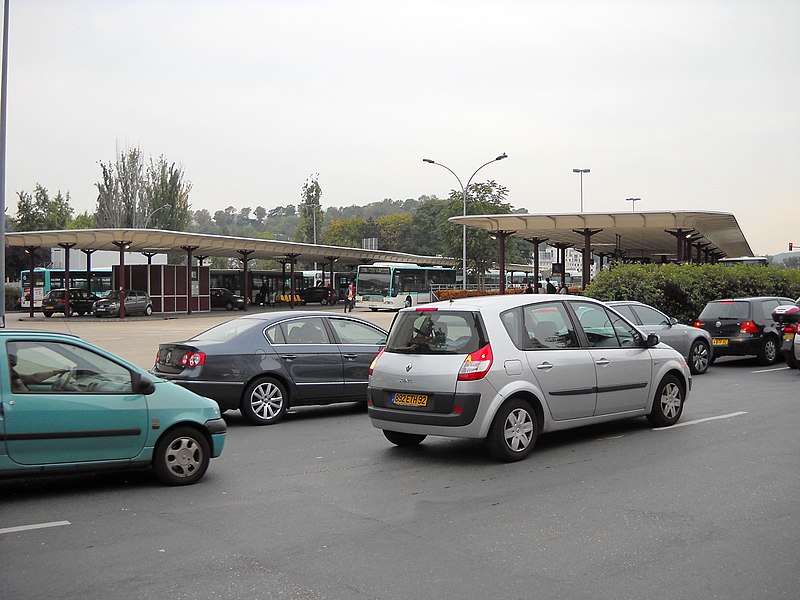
[367, 387, 481, 427]
[154, 374, 244, 411]
[710, 337, 764, 357]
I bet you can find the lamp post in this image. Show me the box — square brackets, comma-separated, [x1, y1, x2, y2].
[625, 197, 641, 211]
[143, 205, 169, 228]
[572, 168, 590, 212]
[423, 153, 508, 289]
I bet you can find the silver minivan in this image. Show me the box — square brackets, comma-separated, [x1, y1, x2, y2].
[368, 295, 692, 462]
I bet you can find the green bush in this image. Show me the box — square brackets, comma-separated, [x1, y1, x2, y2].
[5, 282, 21, 311]
[584, 264, 800, 324]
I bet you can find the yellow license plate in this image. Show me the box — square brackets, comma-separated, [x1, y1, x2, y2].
[392, 393, 428, 407]
[785, 333, 795, 343]
[712, 338, 729, 346]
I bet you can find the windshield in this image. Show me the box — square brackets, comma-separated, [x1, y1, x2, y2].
[699, 301, 749, 320]
[386, 310, 485, 355]
[191, 317, 264, 342]
[358, 267, 391, 296]
[100, 290, 120, 300]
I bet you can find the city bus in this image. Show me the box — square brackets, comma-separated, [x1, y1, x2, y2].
[718, 256, 769, 266]
[355, 263, 457, 311]
[20, 268, 113, 309]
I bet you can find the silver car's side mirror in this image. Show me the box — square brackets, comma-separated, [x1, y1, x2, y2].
[669, 317, 678, 326]
[646, 333, 660, 348]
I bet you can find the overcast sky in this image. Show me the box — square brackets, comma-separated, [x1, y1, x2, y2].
[3, 0, 798, 255]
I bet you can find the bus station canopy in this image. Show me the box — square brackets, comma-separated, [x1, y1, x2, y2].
[4, 228, 458, 267]
[449, 210, 753, 262]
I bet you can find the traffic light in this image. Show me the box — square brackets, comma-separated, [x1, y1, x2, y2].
[790, 242, 794, 251]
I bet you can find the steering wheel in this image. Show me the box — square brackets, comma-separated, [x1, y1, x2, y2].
[52, 367, 77, 391]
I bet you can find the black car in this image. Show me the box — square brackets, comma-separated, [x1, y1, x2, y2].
[41, 288, 98, 317]
[299, 286, 338, 305]
[211, 287, 245, 310]
[693, 296, 797, 365]
[93, 289, 153, 317]
[151, 312, 387, 425]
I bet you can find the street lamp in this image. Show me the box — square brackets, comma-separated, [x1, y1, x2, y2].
[423, 153, 508, 289]
[625, 197, 641, 211]
[143, 205, 169, 228]
[572, 168, 590, 212]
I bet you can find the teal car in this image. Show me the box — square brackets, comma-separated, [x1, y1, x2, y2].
[1, 331, 226, 486]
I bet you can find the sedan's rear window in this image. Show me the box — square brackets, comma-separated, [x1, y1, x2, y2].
[386, 310, 485, 354]
[191, 318, 264, 342]
[698, 301, 750, 321]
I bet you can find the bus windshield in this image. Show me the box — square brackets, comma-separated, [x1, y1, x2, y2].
[358, 267, 391, 296]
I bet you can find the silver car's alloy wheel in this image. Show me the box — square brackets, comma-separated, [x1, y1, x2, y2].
[242, 378, 289, 425]
[659, 382, 682, 420]
[689, 340, 710, 374]
[503, 408, 534, 452]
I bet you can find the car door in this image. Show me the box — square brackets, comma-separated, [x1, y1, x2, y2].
[511, 302, 598, 421]
[327, 317, 387, 401]
[2, 339, 148, 465]
[274, 317, 343, 401]
[630, 303, 688, 357]
[570, 301, 652, 416]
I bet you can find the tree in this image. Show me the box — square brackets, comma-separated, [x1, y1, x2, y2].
[253, 206, 267, 224]
[95, 147, 191, 229]
[295, 174, 323, 243]
[142, 155, 192, 229]
[321, 217, 367, 248]
[376, 213, 413, 252]
[14, 185, 73, 231]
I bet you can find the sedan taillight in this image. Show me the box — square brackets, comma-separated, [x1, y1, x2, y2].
[458, 344, 493, 381]
[180, 351, 206, 368]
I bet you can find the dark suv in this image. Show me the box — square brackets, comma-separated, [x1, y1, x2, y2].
[693, 296, 796, 365]
[41, 288, 98, 317]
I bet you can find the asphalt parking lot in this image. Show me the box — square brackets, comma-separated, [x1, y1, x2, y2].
[2, 308, 799, 600]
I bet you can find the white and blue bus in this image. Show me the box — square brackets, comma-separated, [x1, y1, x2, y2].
[356, 263, 457, 311]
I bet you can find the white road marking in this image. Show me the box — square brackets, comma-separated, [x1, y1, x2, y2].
[653, 411, 748, 430]
[0, 520, 71, 535]
[752, 366, 790, 373]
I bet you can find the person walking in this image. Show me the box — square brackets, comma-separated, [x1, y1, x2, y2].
[345, 282, 356, 313]
[524, 283, 534, 294]
[545, 278, 557, 293]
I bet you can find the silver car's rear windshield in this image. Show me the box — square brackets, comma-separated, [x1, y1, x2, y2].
[386, 310, 486, 354]
[191, 318, 264, 342]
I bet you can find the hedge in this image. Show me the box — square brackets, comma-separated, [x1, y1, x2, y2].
[583, 263, 800, 324]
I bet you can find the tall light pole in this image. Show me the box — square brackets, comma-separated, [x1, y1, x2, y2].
[423, 153, 508, 289]
[143, 204, 169, 228]
[626, 197, 641, 211]
[572, 168, 590, 212]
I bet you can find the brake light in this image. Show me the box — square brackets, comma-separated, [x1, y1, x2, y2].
[369, 348, 385, 376]
[458, 343, 493, 381]
[693, 321, 704, 328]
[739, 321, 759, 334]
[415, 307, 438, 312]
[180, 351, 206, 367]
[783, 324, 798, 333]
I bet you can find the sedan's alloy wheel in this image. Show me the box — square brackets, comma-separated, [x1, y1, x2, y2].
[243, 378, 288, 425]
[689, 340, 710, 374]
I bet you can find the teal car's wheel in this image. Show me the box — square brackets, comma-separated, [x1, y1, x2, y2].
[153, 427, 210, 486]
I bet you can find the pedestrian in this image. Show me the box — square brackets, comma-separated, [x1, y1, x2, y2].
[545, 278, 557, 293]
[345, 282, 356, 313]
[559, 284, 568, 295]
[524, 283, 534, 294]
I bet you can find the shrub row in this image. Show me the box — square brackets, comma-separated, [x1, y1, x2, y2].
[583, 263, 800, 324]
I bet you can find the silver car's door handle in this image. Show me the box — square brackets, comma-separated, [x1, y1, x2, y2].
[595, 358, 610, 367]
[536, 362, 555, 371]
[280, 354, 298, 361]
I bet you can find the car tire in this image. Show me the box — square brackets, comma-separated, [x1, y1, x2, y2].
[43, 311, 53, 318]
[240, 377, 289, 425]
[383, 430, 426, 447]
[152, 426, 210, 486]
[484, 398, 538, 462]
[688, 339, 711, 375]
[787, 352, 799, 369]
[647, 374, 684, 428]
[757, 336, 779, 366]
[77, 310, 86, 316]
[145, 305, 153, 316]
[225, 301, 233, 311]
[320, 298, 328, 305]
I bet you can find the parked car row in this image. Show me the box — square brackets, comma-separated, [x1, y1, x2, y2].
[41, 288, 153, 318]
[4, 292, 797, 487]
